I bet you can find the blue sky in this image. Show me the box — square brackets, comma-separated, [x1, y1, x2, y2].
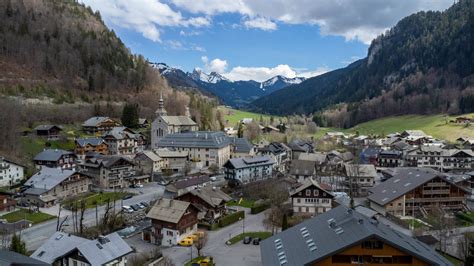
[82, 0, 452, 81]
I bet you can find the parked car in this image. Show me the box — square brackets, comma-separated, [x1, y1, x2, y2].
[122, 206, 134, 213]
[122, 194, 133, 200]
[253, 238, 261, 245]
[137, 203, 145, 209]
[130, 204, 140, 211]
[140, 201, 149, 208]
[178, 237, 193, 246]
[243, 236, 252, 244]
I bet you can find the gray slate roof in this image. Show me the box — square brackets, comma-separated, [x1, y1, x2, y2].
[33, 149, 74, 162]
[186, 187, 232, 208]
[225, 156, 275, 169]
[75, 137, 106, 147]
[344, 164, 377, 178]
[260, 205, 452, 266]
[230, 137, 253, 153]
[0, 250, 48, 265]
[157, 131, 231, 149]
[168, 175, 212, 190]
[103, 127, 140, 140]
[24, 167, 77, 193]
[161, 115, 197, 126]
[82, 116, 116, 127]
[31, 231, 132, 266]
[368, 168, 440, 206]
[289, 160, 315, 176]
[34, 125, 62, 131]
[146, 198, 191, 224]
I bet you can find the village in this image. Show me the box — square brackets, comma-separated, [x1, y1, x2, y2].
[1, 94, 473, 266]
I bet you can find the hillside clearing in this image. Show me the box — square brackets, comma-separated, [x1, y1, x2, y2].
[218, 106, 279, 126]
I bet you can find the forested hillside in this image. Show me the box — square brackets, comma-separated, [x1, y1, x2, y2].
[0, 0, 156, 93]
[251, 0, 474, 128]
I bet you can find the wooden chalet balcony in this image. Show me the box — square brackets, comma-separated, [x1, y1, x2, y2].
[422, 189, 450, 195]
[424, 182, 448, 187]
[406, 197, 465, 203]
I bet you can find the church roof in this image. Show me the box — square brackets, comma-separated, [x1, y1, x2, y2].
[160, 115, 197, 126]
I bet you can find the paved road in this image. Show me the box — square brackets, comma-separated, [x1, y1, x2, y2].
[163, 207, 267, 266]
[22, 184, 164, 251]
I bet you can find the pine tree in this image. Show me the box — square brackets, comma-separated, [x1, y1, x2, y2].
[10, 234, 27, 255]
[121, 103, 139, 128]
[281, 214, 289, 231]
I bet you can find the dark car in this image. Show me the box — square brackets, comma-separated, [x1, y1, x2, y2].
[243, 236, 252, 244]
[130, 204, 140, 211]
[253, 238, 261, 245]
[122, 194, 133, 200]
[140, 201, 149, 208]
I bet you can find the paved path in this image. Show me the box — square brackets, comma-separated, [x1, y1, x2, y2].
[163, 208, 267, 266]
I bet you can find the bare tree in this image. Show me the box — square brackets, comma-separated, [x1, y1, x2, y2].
[244, 121, 261, 142]
[194, 232, 208, 257]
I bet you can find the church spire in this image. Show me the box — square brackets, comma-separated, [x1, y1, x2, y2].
[156, 91, 167, 116]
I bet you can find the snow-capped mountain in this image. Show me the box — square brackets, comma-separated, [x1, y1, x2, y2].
[152, 62, 304, 107]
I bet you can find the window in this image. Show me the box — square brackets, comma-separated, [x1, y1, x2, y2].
[167, 231, 173, 236]
[305, 190, 311, 196]
[313, 189, 319, 196]
[362, 240, 384, 249]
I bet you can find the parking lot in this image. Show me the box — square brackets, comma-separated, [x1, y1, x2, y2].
[162, 207, 267, 266]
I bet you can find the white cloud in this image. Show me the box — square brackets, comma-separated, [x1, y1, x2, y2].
[80, 0, 210, 42]
[171, 0, 452, 44]
[217, 64, 327, 82]
[201, 56, 228, 73]
[243, 17, 277, 31]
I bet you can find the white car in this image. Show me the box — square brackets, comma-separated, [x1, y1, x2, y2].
[122, 206, 134, 213]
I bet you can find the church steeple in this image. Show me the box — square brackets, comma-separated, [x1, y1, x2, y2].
[156, 91, 167, 116]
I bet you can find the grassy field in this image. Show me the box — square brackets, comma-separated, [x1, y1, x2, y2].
[0, 209, 55, 224]
[346, 114, 474, 142]
[62, 192, 130, 209]
[218, 106, 279, 126]
[226, 198, 255, 208]
[228, 231, 272, 245]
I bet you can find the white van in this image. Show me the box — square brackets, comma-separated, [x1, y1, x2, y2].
[122, 206, 134, 213]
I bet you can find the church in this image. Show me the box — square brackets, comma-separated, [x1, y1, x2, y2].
[151, 93, 198, 150]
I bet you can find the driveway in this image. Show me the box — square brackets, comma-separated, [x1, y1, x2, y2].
[162, 208, 267, 266]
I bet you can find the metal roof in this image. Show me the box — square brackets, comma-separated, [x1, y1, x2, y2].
[260, 205, 452, 266]
[160, 115, 197, 126]
[75, 137, 106, 147]
[229, 137, 253, 153]
[82, 116, 116, 127]
[30, 232, 86, 264]
[225, 156, 275, 169]
[33, 149, 74, 162]
[24, 167, 77, 193]
[367, 168, 440, 206]
[298, 152, 327, 163]
[0, 250, 48, 265]
[34, 125, 62, 131]
[146, 198, 191, 224]
[289, 160, 315, 176]
[157, 131, 231, 149]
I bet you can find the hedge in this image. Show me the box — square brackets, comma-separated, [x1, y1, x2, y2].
[198, 222, 219, 231]
[219, 211, 245, 227]
[456, 212, 474, 223]
[250, 203, 270, 214]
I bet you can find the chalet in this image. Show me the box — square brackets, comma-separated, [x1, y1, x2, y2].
[0, 251, 48, 266]
[151, 94, 198, 149]
[165, 175, 213, 197]
[82, 116, 121, 135]
[378, 150, 403, 167]
[344, 164, 377, 196]
[74, 137, 108, 158]
[298, 152, 328, 173]
[157, 131, 231, 167]
[289, 160, 315, 182]
[400, 130, 427, 139]
[176, 187, 231, 222]
[34, 125, 62, 140]
[0, 157, 25, 187]
[257, 142, 291, 172]
[0, 194, 16, 213]
[146, 198, 199, 246]
[229, 137, 254, 158]
[102, 127, 145, 156]
[359, 147, 380, 165]
[368, 168, 467, 217]
[288, 139, 314, 160]
[33, 149, 76, 170]
[455, 116, 473, 124]
[23, 167, 92, 207]
[224, 156, 275, 184]
[155, 149, 188, 173]
[405, 145, 474, 172]
[78, 155, 136, 189]
[134, 150, 162, 176]
[31, 232, 132, 266]
[290, 179, 334, 215]
[260, 205, 451, 266]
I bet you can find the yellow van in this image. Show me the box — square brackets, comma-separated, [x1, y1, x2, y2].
[178, 237, 193, 246]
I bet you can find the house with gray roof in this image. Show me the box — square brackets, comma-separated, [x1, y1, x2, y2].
[151, 93, 198, 150]
[155, 148, 188, 173]
[82, 116, 121, 134]
[157, 131, 232, 167]
[290, 178, 334, 216]
[146, 198, 199, 246]
[260, 205, 452, 266]
[289, 159, 316, 182]
[0, 156, 26, 187]
[368, 168, 467, 217]
[0, 250, 48, 265]
[229, 137, 254, 158]
[176, 186, 232, 222]
[33, 149, 76, 170]
[102, 127, 145, 155]
[257, 142, 291, 172]
[75, 137, 109, 158]
[31, 231, 132, 266]
[34, 124, 62, 140]
[23, 167, 92, 207]
[344, 164, 377, 196]
[78, 155, 136, 189]
[224, 156, 275, 184]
